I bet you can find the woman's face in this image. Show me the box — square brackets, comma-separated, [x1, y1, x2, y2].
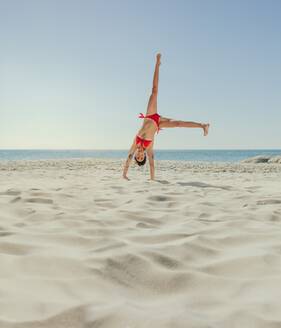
[135, 146, 145, 162]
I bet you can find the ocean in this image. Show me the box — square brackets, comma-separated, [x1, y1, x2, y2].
[0, 149, 280, 163]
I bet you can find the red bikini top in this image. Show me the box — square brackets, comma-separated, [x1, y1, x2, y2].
[139, 113, 162, 133]
[135, 135, 152, 149]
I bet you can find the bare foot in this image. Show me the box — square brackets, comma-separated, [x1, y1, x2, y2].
[156, 53, 161, 65]
[202, 123, 210, 136]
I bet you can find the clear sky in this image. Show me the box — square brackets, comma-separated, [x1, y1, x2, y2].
[1, 0, 281, 149]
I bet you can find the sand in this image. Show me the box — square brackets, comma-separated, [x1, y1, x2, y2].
[0, 158, 281, 328]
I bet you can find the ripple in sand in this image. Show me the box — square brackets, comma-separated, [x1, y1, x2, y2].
[0, 242, 33, 255]
[128, 233, 194, 245]
[180, 181, 233, 191]
[0, 232, 14, 237]
[10, 196, 22, 203]
[91, 241, 127, 253]
[98, 253, 189, 293]
[136, 222, 156, 229]
[257, 199, 281, 205]
[24, 198, 54, 204]
[0, 189, 21, 196]
[141, 251, 183, 270]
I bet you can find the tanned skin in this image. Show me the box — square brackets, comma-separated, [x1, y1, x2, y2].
[122, 53, 210, 180]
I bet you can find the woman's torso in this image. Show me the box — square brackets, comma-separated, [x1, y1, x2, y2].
[137, 114, 161, 140]
[137, 119, 157, 140]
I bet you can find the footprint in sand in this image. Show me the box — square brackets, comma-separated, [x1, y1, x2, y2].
[155, 179, 170, 185]
[150, 195, 173, 202]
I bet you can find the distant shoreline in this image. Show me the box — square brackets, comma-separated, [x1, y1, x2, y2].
[1, 149, 281, 163]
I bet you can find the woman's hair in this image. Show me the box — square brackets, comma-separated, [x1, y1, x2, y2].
[134, 154, 146, 166]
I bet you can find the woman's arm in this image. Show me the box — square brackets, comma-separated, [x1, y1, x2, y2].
[147, 149, 155, 180]
[122, 140, 137, 180]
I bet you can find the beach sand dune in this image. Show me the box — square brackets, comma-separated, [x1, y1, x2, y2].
[0, 158, 281, 327]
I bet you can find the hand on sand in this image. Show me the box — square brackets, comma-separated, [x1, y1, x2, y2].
[156, 53, 161, 65]
[203, 123, 210, 136]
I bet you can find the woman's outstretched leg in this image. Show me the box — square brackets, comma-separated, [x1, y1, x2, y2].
[146, 53, 161, 115]
[159, 117, 210, 136]
[180, 121, 210, 136]
[152, 53, 161, 94]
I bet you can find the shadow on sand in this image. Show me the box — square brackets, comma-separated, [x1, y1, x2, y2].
[177, 181, 232, 190]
